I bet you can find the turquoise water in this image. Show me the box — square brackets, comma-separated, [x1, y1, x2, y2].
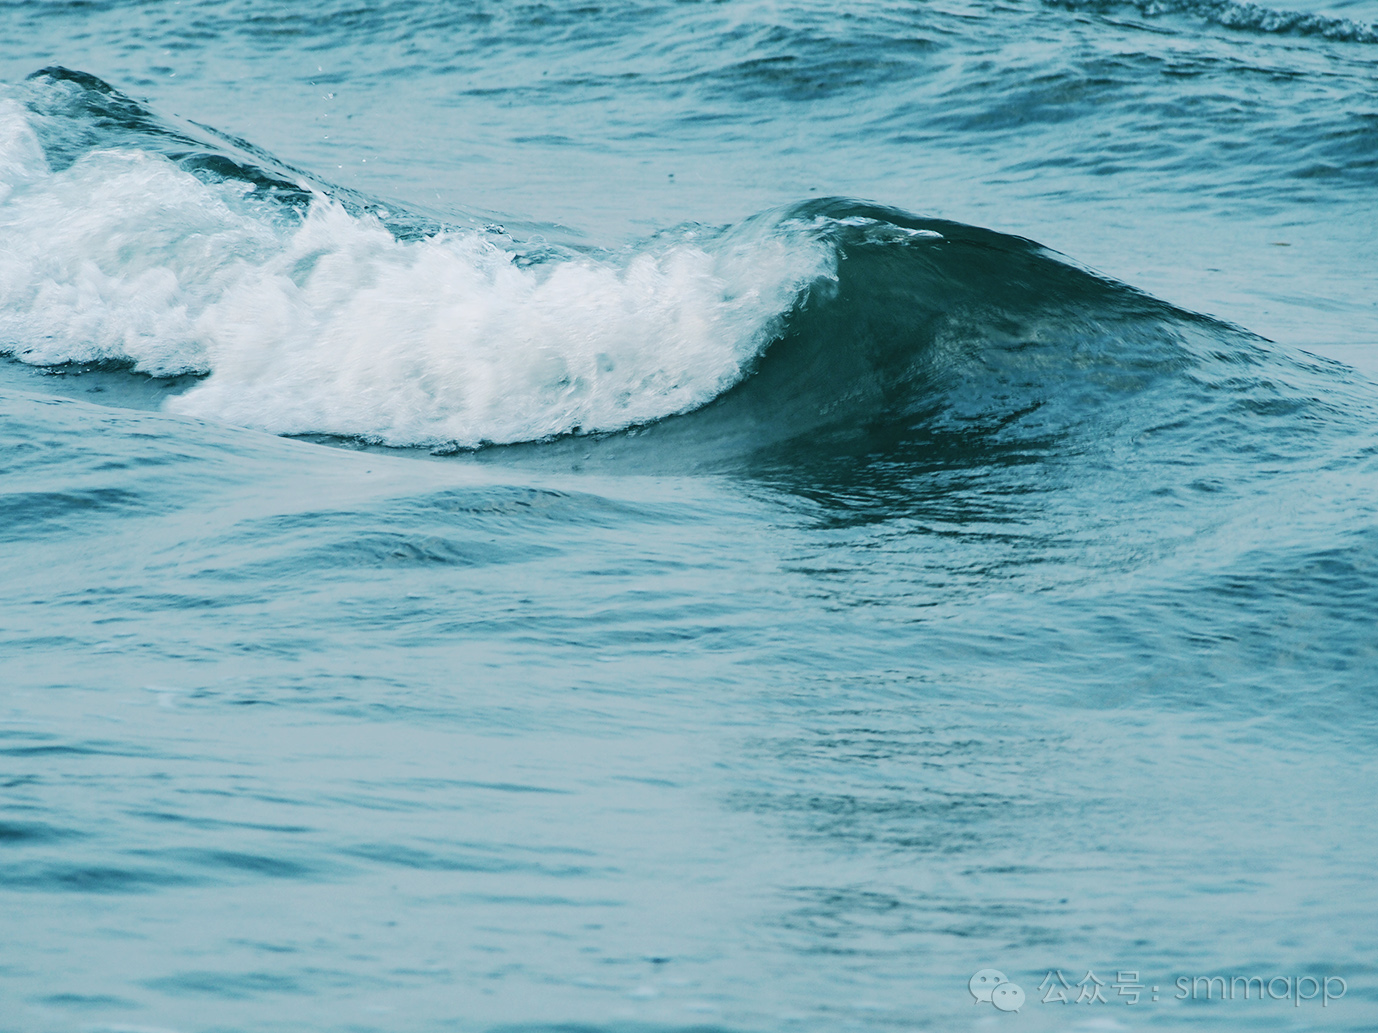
[1, 3, 1377, 1031]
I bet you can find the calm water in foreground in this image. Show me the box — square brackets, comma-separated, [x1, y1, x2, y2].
[1, 2, 1377, 1031]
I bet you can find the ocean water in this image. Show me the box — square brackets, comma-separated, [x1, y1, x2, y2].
[2, 2, 1377, 1032]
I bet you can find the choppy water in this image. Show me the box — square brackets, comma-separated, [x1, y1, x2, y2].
[2, 3, 1377, 1032]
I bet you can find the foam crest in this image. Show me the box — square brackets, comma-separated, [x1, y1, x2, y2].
[176, 206, 830, 446]
[0, 103, 831, 446]
[0, 135, 280, 375]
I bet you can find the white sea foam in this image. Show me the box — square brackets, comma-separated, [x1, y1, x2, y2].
[0, 99, 48, 205]
[0, 102, 832, 446]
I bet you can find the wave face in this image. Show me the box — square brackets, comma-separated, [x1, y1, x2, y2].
[0, 70, 831, 446]
[4, 67, 1334, 464]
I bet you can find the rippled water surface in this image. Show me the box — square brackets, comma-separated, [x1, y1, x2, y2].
[2, 2, 1377, 1032]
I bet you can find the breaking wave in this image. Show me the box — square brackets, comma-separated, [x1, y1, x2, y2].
[1, 68, 1360, 461]
[0, 69, 832, 446]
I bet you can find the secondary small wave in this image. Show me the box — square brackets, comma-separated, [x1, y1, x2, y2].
[1050, 0, 1378, 43]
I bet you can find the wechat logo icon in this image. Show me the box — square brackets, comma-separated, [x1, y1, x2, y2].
[971, 968, 1025, 1012]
